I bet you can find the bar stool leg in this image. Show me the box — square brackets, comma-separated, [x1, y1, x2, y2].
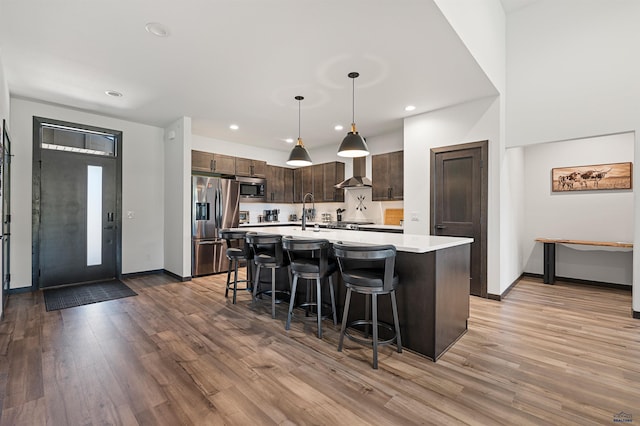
[316, 277, 322, 338]
[225, 263, 232, 299]
[252, 264, 261, 300]
[390, 290, 402, 353]
[328, 276, 337, 326]
[372, 293, 379, 369]
[286, 275, 299, 330]
[338, 288, 352, 352]
[271, 267, 277, 319]
[364, 294, 371, 338]
[232, 259, 239, 304]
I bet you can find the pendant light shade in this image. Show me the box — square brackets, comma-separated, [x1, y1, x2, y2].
[338, 72, 369, 158]
[286, 96, 312, 167]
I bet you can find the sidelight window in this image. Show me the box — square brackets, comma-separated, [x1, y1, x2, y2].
[87, 165, 102, 266]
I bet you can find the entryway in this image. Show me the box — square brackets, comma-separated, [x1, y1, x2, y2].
[32, 117, 122, 289]
[431, 140, 488, 297]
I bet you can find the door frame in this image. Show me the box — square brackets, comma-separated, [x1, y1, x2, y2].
[430, 140, 488, 297]
[32, 116, 123, 290]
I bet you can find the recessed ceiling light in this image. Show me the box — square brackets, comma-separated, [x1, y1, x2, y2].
[105, 90, 123, 97]
[285, 138, 294, 144]
[405, 105, 416, 111]
[145, 22, 170, 37]
[334, 125, 344, 131]
[229, 124, 239, 130]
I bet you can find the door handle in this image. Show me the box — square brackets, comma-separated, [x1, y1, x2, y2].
[198, 241, 216, 245]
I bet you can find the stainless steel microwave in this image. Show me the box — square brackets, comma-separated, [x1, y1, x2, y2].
[236, 176, 266, 202]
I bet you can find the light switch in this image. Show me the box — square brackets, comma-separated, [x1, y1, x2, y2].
[127, 211, 135, 219]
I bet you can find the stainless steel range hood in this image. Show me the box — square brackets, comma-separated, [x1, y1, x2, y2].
[335, 157, 371, 188]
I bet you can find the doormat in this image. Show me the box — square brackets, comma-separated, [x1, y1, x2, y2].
[43, 280, 137, 312]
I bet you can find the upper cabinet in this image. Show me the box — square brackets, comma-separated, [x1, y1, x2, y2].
[235, 157, 267, 178]
[265, 165, 293, 203]
[192, 150, 236, 175]
[293, 166, 313, 203]
[293, 161, 345, 203]
[372, 151, 403, 201]
[322, 161, 345, 202]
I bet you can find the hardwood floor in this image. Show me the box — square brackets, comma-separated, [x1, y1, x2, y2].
[0, 273, 638, 425]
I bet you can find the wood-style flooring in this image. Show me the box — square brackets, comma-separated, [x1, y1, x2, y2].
[0, 273, 638, 425]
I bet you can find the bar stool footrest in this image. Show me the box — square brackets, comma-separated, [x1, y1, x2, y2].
[253, 289, 291, 304]
[343, 319, 397, 347]
[291, 301, 334, 322]
[225, 278, 252, 293]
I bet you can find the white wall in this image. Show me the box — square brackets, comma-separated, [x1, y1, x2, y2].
[0, 53, 9, 122]
[522, 133, 634, 284]
[10, 98, 165, 288]
[164, 117, 191, 278]
[506, 0, 640, 147]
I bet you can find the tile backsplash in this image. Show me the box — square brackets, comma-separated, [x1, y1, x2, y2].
[239, 187, 403, 225]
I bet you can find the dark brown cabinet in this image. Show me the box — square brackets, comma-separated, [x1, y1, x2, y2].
[236, 157, 266, 178]
[372, 151, 403, 201]
[292, 161, 345, 203]
[191, 150, 236, 175]
[293, 166, 313, 203]
[312, 164, 324, 202]
[265, 165, 294, 203]
[322, 161, 345, 202]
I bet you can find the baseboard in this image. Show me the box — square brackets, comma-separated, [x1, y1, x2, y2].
[522, 272, 632, 291]
[121, 269, 165, 278]
[487, 273, 524, 301]
[163, 269, 192, 282]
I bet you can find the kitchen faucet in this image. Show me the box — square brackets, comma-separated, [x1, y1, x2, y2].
[301, 192, 315, 231]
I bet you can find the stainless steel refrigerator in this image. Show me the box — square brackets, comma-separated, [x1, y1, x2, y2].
[192, 176, 240, 276]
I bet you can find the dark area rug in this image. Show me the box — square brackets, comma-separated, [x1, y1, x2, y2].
[43, 279, 137, 312]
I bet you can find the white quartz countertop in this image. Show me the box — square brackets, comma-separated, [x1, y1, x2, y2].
[237, 226, 473, 254]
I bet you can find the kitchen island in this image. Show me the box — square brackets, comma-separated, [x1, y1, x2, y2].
[240, 226, 472, 361]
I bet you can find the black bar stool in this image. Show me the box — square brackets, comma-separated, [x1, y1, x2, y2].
[246, 233, 290, 319]
[333, 242, 402, 369]
[282, 236, 338, 339]
[220, 229, 252, 304]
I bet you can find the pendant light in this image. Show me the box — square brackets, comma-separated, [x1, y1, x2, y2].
[337, 72, 369, 157]
[286, 95, 313, 167]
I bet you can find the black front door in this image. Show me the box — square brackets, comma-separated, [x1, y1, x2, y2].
[431, 141, 488, 297]
[39, 150, 117, 288]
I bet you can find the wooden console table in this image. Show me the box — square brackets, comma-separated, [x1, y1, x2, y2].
[535, 238, 634, 284]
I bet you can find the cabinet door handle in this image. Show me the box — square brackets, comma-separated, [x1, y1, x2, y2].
[250, 165, 254, 175]
[435, 224, 446, 230]
[388, 188, 392, 199]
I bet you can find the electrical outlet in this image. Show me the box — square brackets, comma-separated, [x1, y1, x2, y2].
[127, 211, 135, 219]
[411, 212, 419, 222]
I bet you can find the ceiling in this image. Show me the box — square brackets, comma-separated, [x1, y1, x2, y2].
[0, 0, 505, 153]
